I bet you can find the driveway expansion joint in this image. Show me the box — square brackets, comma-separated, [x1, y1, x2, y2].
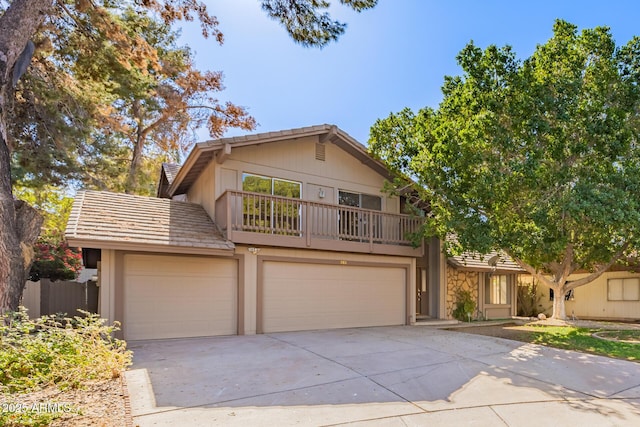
[268, 333, 430, 414]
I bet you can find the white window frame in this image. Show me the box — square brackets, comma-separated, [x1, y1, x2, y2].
[241, 173, 302, 234]
[242, 173, 302, 198]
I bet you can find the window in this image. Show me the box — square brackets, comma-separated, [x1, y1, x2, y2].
[485, 274, 508, 305]
[241, 174, 301, 234]
[338, 191, 382, 240]
[242, 174, 301, 198]
[338, 191, 382, 210]
[608, 278, 640, 301]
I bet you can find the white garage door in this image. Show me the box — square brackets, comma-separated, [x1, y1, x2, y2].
[261, 261, 405, 333]
[123, 254, 237, 340]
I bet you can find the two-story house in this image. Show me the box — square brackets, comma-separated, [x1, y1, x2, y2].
[66, 125, 460, 340]
[62, 124, 640, 342]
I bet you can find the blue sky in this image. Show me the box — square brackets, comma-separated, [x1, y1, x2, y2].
[179, 0, 640, 145]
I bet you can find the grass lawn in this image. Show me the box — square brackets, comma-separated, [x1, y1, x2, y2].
[526, 326, 640, 361]
[449, 323, 640, 361]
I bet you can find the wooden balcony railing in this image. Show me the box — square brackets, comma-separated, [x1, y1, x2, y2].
[215, 190, 424, 256]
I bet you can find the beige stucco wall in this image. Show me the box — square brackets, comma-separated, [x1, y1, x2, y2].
[98, 250, 116, 327]
[535, 270, 640, 320]
[445, 265, 479, 319]
[187, 160, 215, 219]
[187, 135, 400, 217]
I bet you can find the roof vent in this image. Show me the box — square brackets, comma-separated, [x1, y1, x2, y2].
[315, 143, 326, 161]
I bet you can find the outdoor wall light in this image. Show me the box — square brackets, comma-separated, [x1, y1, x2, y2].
[318, 188, 325, 199]
[248, 247, 261, 255]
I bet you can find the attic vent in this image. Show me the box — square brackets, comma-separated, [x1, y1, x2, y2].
[315, 143, 326, 161]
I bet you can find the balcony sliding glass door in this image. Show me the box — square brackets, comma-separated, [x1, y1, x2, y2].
[242, 174, 301, 235]
[338, 190, 382, 241]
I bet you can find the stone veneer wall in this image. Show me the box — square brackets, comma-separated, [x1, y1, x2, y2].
[446, 265, 480, 319]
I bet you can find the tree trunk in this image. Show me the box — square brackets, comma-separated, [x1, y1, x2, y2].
[0, 199, 42, 313]
[0, 0, 53, 314]
[126, 138, 143, 194]
[551, 286, 567, 320]
[511, 248, 626, 322]
[125, 102, 147, 194]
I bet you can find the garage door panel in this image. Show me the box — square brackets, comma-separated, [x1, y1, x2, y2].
[262, 262, 405, 333]
[124, 254, 237, 340]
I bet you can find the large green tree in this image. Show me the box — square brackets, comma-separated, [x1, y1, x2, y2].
[8, 0, 379, 195]
[9, 4, 257, 195]
[0, 0, 377, 313]
[370, 20, 640, 320]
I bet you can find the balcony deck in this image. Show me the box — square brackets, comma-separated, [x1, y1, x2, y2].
[215, 190, 424, 257]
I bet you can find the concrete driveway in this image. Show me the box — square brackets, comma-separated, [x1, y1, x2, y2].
[125, 326, 640, 426]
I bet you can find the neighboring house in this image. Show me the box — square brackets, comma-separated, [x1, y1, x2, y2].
[448, 252, 640, 321]
[534, 270, 640, 321]
[65, 125, 450, 340]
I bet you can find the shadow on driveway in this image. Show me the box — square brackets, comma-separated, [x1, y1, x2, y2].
[125, 326, 640, 426]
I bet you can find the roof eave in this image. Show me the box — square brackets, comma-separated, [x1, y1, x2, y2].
[65, 237, 235, 257]
[447, 258, 526, 273]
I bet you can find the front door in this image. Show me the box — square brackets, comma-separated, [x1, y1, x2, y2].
[416, 267, 429, 317]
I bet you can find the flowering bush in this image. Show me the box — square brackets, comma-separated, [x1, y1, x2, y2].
[29, 240, 82, 282]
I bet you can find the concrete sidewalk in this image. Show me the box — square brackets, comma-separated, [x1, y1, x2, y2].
[125, 326, 640, 426]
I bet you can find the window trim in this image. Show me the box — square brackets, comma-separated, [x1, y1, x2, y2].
[485, 274, 510, 305]
[242, 173, 302, 198]
[607, 277, 640, 301]
[241, 173, 302, 235]
[338, 190, 382, 211]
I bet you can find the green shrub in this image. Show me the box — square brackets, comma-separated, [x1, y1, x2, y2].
[452, 289, 477, 322]
[0, 308, 132, 393]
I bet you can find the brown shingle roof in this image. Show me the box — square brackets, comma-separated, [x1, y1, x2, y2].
[162, 163, 180, 184]
[65, 190, 234, 255]
[157, 163, 181, 198]
[448, 250, 524, 273]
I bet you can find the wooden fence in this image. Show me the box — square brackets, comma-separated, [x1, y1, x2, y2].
[22, 279, 98, 318]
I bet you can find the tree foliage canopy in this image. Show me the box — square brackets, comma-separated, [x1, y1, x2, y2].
[370, 20, 640, 318]
[6, 0, 258, 194]
[262, 0, 378, 47]
[6, 0, 377, 194]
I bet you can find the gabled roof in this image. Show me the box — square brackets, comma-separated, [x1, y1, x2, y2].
[65, 190, 234, 255]
[157, 162, 180, 198]
[448, 250, 524, 273]
[162, 162, 180, 184]
[166, 124, 394, 197]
